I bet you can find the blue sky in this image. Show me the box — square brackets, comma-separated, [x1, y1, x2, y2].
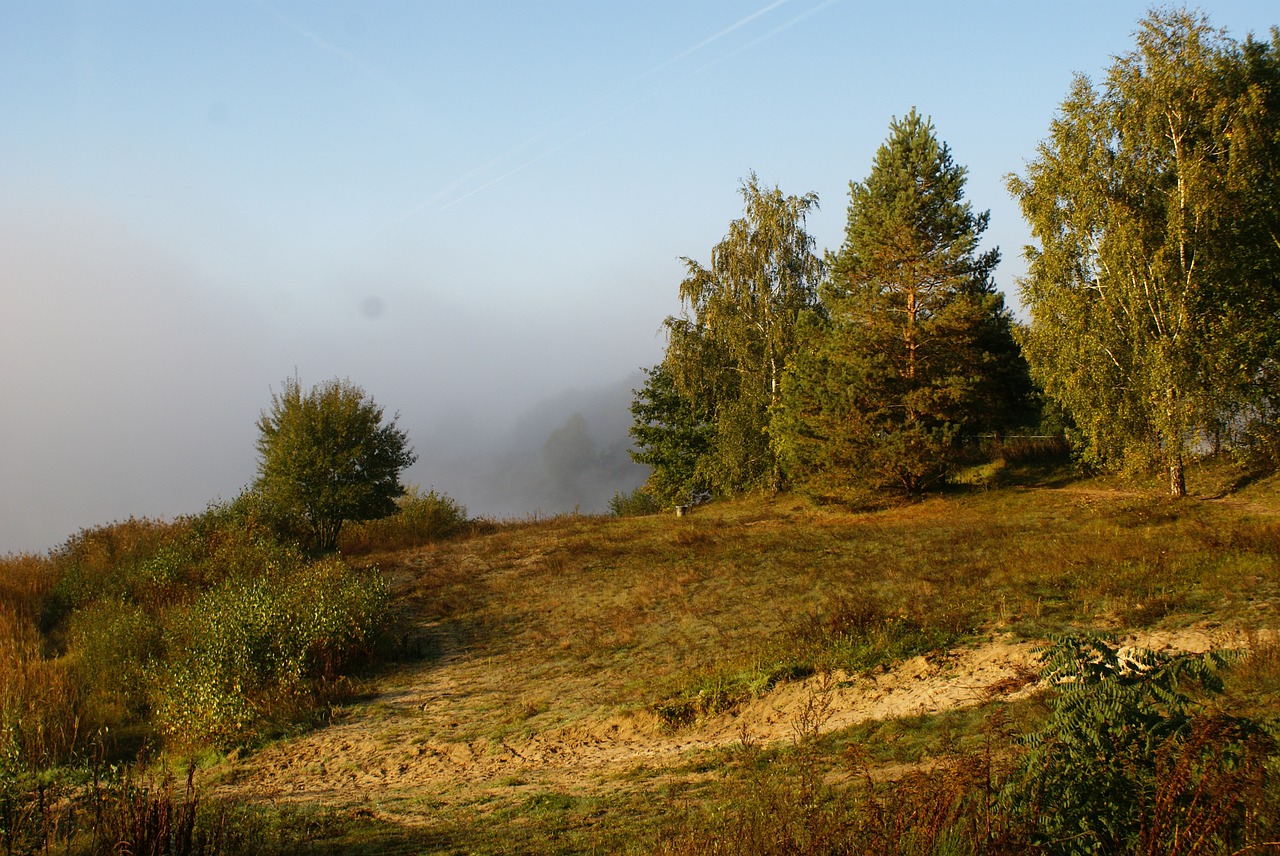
[2, 1, 1276, 552]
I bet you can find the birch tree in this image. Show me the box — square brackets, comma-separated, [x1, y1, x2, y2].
[662, 174, 824, 494]
[1010, 10, 1280, 496]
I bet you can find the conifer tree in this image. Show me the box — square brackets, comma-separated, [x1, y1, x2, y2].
[775, 111, 1031, 498]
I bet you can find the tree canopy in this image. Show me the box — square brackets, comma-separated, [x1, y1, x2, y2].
[255, 377, 417, 551]
[627, 363, 713, 506]
[651, 174, 824, 497]
[1009, 9, 1280, 496]
[774, 111, 1032, 498]
[631, 8, 1280, 507]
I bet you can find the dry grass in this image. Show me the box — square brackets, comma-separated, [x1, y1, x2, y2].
[269, 465, 1280, 852]
[373, 472, 1280, 741]
[0, 553, 85, 767]
[6, 461, 1280, 853]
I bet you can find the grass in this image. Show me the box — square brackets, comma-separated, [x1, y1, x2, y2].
[381, 463, 1280, 739]
[318, 458, 1280, 851]
[4, 458, 1280, 852]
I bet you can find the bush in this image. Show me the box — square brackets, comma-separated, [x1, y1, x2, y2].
[1002, 633, 1274, 854]
[608, 487, 661, 517]
[25, 503, 392, 753]
[44, 518, 191, 629]
[66, 599, 161, 724]
[338, 487, 468, 554]
[153, 560, 388, 747]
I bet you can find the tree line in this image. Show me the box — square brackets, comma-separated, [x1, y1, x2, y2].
[631, 8, 1280, 503]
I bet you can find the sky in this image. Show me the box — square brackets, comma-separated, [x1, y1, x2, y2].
[2, 1, 1277, 554]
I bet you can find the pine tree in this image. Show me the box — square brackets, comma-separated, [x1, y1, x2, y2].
[775, 111, 1031, 499]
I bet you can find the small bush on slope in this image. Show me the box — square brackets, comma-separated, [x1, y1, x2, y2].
[1002, 633, 1275, 855]
[339, 485, 470, 554]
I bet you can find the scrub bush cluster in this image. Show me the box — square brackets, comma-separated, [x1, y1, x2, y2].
[2, 500, 391, 765]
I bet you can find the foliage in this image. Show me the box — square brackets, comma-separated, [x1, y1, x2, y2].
[661, 174, 824, 495]
[1009, 10, 1280, 496]
[153, 557, 388, 747]
[608, 486, 661, 517]
[66, 598, 161, 723]
[255, 376, 417, 551]
[339, 486, 469, 554]
[628, 363, 714, 506]
[44, 517, 194, 625]
[775, 111, 1033, 499]
[1003, 633, 1273, 854]
[18, 505, 393, 754]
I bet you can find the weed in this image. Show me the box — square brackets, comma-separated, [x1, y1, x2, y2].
[1002, 633, 1273, 854]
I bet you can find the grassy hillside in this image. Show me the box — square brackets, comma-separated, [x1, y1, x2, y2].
[218, 458, 1280, 853]
[3, 459, 1280, 853]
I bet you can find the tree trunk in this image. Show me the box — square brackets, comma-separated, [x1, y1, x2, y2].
[1168, 452, 1186, 498]
[905, 288, 917, 381]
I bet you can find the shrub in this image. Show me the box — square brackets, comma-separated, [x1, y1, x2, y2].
[66, 599, 161, 724]
[338, 486, 468, 553]
[608, 487, 661, 517]
[152, 560, 389, 746]
[1002, 633, 1274, 854]
[44, 518, 191, 628]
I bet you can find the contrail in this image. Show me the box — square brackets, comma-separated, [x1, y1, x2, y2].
[683, 0, 841, 78]
[644, 0, 795, 78]
[393, 0, 838, 221]
[262, 2, 394, 90]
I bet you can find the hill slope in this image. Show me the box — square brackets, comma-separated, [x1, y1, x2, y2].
[215, 468, 1280, 852]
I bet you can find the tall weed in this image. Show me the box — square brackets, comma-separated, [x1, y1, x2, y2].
[0, 554, 83, 770]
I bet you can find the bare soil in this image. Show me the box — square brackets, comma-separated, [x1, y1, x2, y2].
[216, 619, 1254, 826]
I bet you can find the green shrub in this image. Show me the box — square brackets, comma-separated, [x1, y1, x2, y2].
[609, 487, 661, 517]
[153, 560, 388, 746]
[1003, 633, 1274, 854]
[338, 486, 468, 553]
[188, 495, 307, 585]
[29, 503, 391, 751]
[66, 599, 161, 723]
[44, 519, 190, 628]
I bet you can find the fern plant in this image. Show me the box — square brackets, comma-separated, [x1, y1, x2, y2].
[1004, 632, 1267, 854]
